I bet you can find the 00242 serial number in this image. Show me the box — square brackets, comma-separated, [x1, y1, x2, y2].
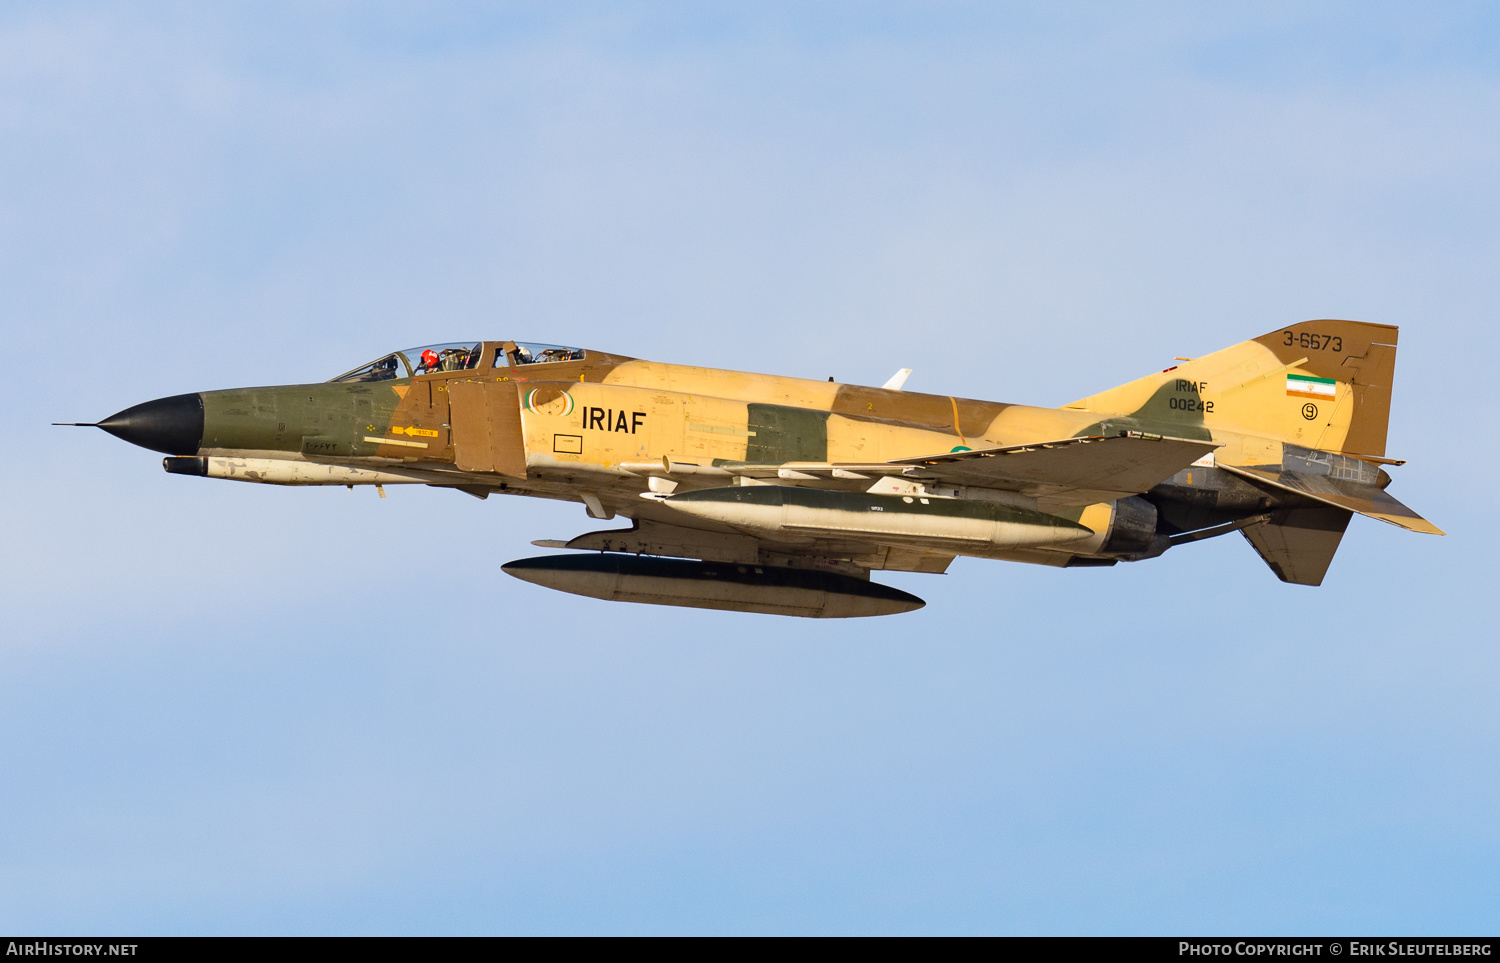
[1283, 330, 1343, 351]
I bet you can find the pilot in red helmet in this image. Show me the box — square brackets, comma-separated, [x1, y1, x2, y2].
[420, 349, 440, 372]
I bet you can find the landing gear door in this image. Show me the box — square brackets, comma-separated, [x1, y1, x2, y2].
[450, 381, 527, 478]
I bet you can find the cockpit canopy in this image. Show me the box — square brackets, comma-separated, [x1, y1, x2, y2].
[330, 341, 589, 383]
[331, 343, 482, 383]
[504, 342, 586, 366]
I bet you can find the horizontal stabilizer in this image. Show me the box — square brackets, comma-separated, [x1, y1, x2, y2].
[890, 434, 1220, 506]
[1217, 464, 1444, 535]
[1242, 506, 1353, 586]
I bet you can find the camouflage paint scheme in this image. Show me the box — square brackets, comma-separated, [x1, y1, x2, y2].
[119, 321, 1442, 594]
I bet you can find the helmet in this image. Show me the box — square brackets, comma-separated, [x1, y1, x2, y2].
[421, 349, 439, 370]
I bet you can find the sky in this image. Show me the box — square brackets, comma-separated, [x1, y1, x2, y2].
[1, 1, 1497, 935]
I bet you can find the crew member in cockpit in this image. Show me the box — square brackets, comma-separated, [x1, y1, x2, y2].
[366, 356, 400, 381]
[419, 349, 440, 374]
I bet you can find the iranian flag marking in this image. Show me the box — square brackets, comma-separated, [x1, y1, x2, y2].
[1286, 373, 1337, 399]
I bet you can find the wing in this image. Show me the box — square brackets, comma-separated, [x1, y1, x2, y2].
[728, 434, 1216, 508]
[876, 432, 1218, 507]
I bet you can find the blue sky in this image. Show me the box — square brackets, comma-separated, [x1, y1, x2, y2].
[2, 2, 1496, 934]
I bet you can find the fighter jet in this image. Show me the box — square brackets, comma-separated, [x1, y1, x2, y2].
[63, 320, 1440, 617]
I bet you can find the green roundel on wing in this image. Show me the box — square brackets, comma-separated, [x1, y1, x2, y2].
[950, 446, 972, 453]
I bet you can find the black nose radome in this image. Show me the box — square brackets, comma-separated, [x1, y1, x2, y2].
[97, 393, 204, 455]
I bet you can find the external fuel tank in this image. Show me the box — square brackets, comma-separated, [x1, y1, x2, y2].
[657, 485, 1094, 550]
[502, 554, 925, 618]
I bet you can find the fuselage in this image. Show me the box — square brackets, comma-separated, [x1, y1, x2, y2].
[76, 321, 1440, 610]
[93, 338, 1318, 573]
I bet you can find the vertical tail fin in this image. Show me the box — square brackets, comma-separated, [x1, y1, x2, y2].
[1067, 319, 1399, 457]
